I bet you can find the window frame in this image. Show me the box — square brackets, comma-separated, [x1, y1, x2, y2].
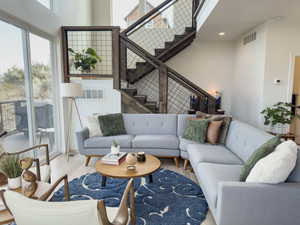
[0, 17, 62, 156]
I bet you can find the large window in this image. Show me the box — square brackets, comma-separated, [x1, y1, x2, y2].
[0, 19, 58, 157]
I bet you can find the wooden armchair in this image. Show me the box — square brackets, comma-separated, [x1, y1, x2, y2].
[0, 144, 51, 183]
[0, 144, 70, 201]
[0, 179, 136, 225]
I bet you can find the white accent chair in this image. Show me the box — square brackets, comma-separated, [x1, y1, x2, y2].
[1, 179, 136, 225]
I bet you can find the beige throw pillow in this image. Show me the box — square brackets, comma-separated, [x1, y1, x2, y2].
[207, 121, 223, 144]
[86, 115, 103, 137]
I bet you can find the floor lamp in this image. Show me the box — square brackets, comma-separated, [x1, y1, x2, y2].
[61, 83, 83, 160]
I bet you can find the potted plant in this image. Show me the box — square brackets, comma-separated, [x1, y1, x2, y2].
[68, 48, 102, 73]
[111, 140, 120, 155]
[261, 102, 300, 134]
[0, 155, 23, 189]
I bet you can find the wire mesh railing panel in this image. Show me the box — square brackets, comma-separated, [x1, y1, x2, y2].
[129, 69, 159, 106]
[127, 48, 145, 69]
[167, 78, 193, 114]
[127, 0, 194, 60]
[67, 31, 113, 75]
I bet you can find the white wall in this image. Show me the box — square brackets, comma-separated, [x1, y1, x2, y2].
[230, 17, 300, 128]
[167, 38, 235, 114]
[91, 0, 111, 26]
[0, 0, 91, 37]
[263, 17, 300, 107]
[231, 24, 267, 128]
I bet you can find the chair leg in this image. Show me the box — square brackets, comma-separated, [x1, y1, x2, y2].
[183, 159, 189, 170]
[85, 156, 91, 167]
[173, 157, 179, 168]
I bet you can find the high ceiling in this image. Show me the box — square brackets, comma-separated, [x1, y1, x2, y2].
[197, 0, 300, 41]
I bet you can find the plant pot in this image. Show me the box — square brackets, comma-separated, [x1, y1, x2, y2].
[269, 124, 289, 135]
[111, 145, 120, 155]
[8, 176, 22, 190]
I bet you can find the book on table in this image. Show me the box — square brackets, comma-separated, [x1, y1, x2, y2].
[101, 152, 127, 165]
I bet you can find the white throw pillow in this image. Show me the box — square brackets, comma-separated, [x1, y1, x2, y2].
[86, 115, 103, 137]
[246, 140, 298, 184]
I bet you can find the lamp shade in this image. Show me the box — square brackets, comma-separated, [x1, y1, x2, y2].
[61, 83, 83, 98]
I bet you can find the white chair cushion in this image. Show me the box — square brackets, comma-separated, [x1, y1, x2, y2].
[29, 164, 51, 182]
[4, 191, 103, 225]
[246, 140, 298, 184]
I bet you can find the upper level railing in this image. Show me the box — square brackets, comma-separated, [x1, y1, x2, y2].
[120, 0, 199, 69]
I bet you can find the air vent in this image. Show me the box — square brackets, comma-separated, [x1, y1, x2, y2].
[243, 32, 257, 45]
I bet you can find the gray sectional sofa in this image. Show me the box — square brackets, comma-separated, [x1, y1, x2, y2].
[76, 113, 300, 225]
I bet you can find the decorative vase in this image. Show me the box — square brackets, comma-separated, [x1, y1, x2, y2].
[111, 145, 120, 155]
[8, 176, 22, 190]
[126, 153, 137, 170]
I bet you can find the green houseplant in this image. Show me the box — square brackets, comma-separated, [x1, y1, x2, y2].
[261, 102, 300, 134]
[68, 48, 102, 73]
[0, 155, 23, 189]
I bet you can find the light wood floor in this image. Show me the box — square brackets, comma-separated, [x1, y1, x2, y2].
[50, 154, 217, 225]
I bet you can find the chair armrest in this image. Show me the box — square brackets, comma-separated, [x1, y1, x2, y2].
[0, 144, 50, 182]
[76, 127, 89, 155]
[97, 179, 135, 225]
[39, 175, 70, 201]
[217, 181, 300, 225]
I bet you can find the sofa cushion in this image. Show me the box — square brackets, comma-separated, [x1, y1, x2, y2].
[98, 113, 127, 136]
[183, 119, 209, 143]
[187, 144, 243, 166]
[177, 114, 196, 137]
[84, 135, 134, 148]
[240, 136, 281, 181]
[196, 163, 243, 208]
[288, 149, 300, 182]
[132, 135, 179, 149]
[179, 137, 198, 152]
[123, 114, 177, 135]
[226, 120, 273, 162]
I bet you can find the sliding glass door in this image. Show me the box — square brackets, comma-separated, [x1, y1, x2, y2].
[0, 20, 30, 152]
[0, 19, 58, 157]
[29, 33, 57, 155]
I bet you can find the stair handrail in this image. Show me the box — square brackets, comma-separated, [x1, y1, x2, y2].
[193, 0, 206, 19]
[120, 35, 216, 101]
[121, 0, 177, 36]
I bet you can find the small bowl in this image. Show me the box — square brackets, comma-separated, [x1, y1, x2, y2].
[127, 165, 136, 171]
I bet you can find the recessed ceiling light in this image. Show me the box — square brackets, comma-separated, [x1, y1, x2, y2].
[218, 32, 225, 36]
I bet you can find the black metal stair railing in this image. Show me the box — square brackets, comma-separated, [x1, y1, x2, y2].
[119, 0, 217, 114]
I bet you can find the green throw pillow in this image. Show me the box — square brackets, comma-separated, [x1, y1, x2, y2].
[183, 119, 209, 143]
[240, 136, 281, 181]
[98, 113, 127, 136]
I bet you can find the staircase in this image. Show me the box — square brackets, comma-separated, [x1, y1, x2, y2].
[116, 0, 218, 114]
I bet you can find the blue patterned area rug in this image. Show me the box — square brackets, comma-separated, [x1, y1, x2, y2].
[51, 169, 208, 225]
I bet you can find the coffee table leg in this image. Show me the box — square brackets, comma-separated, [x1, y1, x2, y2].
[148, 174, 153, 183]
[101, 176, 107, 187]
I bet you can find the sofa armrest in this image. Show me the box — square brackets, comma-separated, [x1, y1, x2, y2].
[75, 127, 89, 155]
[217, 181, 300, 225]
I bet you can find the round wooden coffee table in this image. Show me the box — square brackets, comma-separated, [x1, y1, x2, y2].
[95, 154, 161, 187]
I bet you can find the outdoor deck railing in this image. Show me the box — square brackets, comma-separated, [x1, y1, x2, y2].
[0, 100, 25, 134]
